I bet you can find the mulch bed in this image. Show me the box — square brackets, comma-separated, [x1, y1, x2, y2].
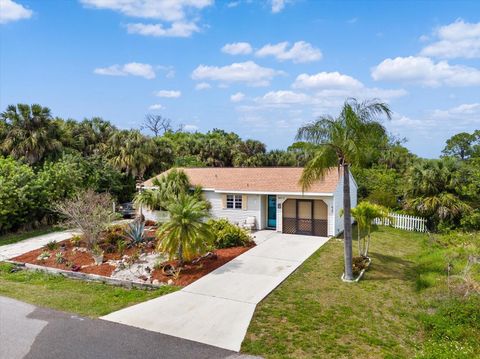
[12, 238, 254, 287]
[152, 245, 253, 286]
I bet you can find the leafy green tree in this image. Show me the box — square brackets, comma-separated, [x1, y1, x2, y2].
[0, 157, 41, 232]
[156, 194, 214, 266]
[296, 98, 391, 281]
[0, 104, 62, 164]
[442, 132, 478, 160]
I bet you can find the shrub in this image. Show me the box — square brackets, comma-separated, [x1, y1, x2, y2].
[70, 235, 83, 247]
[102, 225, 126, 245]
[460, 210, 480, 231]
[208, 218, 253, 249]
[44, 240, 58, 250]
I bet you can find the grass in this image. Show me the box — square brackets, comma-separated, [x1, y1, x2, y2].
[242, 226, 480, 359]
[0, 262, 180, 317]
[0, 226, 64, 246]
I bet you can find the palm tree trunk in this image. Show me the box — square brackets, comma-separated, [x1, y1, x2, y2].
[177, 243, 184, 267]
[343, 164, 354, 281]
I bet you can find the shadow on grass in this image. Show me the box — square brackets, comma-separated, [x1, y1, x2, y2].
[366, 251, 416, 281]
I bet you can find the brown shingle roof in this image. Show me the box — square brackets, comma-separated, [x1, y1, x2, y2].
[142, 167, 341, 193]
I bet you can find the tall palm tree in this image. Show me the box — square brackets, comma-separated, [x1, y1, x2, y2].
[107, 130, 155, 179]
[1, 104, 62, 164]
[296, 98, 391, 281]
[156, 194, 214, 266]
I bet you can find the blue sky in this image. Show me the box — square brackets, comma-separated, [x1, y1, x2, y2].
[1, 0, 479, 158]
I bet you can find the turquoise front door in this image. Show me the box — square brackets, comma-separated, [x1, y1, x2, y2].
[267, 195, 277, 228]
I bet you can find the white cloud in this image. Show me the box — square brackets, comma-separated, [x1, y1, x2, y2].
[257, 91, 310, 105]
[230, 92, 245, 102]
[148, 104, 165, 110]
[255, 41, 322, 63]
[191, 61, 284, 86]
[371, 56, 480, 87]
[420, 19, 480, 59]
[270, 0, 290, 13]
[80, 0, 212, 22]
[81, 0, 212, 38]
[222, 42, 253, 55]
[195, 82, 211, 90]
[293, 71, 363, 89]
[155, 90, 181, 98]
[431, 103, 480, 122]
[126, 22, 200, 38]
[0, 0, 32, 24]
[94, 62, 156, 79]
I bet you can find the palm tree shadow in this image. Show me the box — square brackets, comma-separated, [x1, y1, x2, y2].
[365, 252, 416, 281]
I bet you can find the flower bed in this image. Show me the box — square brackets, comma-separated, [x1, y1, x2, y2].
[11, 222, 255, 287]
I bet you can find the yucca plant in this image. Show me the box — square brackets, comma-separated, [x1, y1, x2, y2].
[125, 220, 145, 246]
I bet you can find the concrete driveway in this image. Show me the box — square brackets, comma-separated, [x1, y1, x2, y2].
[102, 231, 329, 351]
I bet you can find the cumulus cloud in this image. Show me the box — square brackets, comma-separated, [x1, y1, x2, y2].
[195, 82, 211, 90]
[371, 56, 480, 87]
[155, 90, 181, 98]
[255, 41, 322, 63]
[431, 103, 480, 123]
[222, 42, 253, 55]
[420, 19, 480, 59]
[81, 0, 212, 37]
[191, 61, 284, 86]
[230, 92, 245, 102]
[126, 22, 199, 38]
[0, 0, 32, 24]
[293, 71, 363, 89]
[148, 104, 165, 110]
[94, 62, 156, 79]
[257, 91, 310, 105]
[270, 0, 290, 13]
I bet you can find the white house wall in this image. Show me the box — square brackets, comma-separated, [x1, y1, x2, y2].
[203, 191, 263, 229]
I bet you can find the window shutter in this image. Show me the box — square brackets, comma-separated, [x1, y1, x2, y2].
[242, 195, 248, 210]
[221, 194, 227, 209]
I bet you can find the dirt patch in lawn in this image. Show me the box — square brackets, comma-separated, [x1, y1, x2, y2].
[12, 239, 254, 287]
[152, 245, 253, 286]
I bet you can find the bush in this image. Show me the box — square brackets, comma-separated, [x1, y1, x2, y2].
[208, 218, 253, 249]
[460, 210, 480, 231]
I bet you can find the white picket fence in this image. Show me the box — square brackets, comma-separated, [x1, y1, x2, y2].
[373, 213, 428, 232]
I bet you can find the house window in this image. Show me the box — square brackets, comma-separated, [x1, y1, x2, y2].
[226, 194, 242, 209]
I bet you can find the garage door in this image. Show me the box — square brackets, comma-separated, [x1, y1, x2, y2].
[282, 199, 328, 237]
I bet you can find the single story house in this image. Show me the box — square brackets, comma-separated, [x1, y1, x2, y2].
[140, 167, 357, 237]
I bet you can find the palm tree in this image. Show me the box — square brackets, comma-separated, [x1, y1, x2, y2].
[156, 194, 214, 266]
[296, 98, 391, 281]
[107, 130, 155, 179]
[135, 168, 191, 210]
[1, 104, 62, 164]
[350, 202, 388, 258]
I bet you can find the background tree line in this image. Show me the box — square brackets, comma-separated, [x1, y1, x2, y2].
[1, 103, 479, 234]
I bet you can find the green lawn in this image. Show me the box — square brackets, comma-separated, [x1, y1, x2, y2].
[0, 227, 63, 246]
[0, 262, 179, 317]
[242, 227, 480, 359]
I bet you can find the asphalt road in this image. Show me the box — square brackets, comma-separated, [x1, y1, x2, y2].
[0, 296, 259, 359]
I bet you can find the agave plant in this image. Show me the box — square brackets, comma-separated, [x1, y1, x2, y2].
[125, 220, 145, 246]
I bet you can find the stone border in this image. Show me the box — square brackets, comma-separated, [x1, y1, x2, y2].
[6, 260, 166, 290]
